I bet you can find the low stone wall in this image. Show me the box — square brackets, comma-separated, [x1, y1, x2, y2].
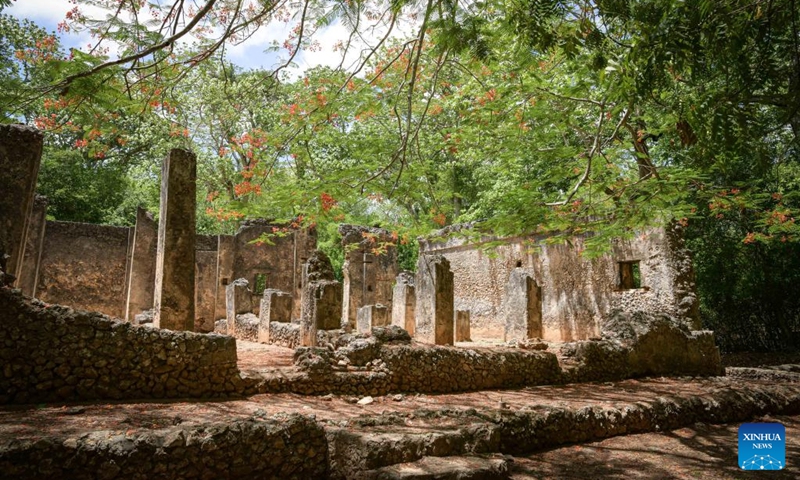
[0, 413, 328, 480]
[246, 321, 722, 397]
[269, 321, 301, 348]
[382, 345, 562, 393]
[561, 311, 724, 382]
[0, 287, 243, 404]
[215, 318, 305, 349]
[326, 383, 800, 478]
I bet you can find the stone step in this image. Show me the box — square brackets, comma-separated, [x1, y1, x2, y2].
[355, 455, 510, 480]
[326, 383, 800, 478]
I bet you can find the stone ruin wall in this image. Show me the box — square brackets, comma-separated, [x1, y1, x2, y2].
[419, 224, 700, 342]
[339, 224, 399, 330]
[229, 220, 314, 321]
[31, 220, 133, 319]
[0, 287, 242, 405]
[15, 206, 316, 331]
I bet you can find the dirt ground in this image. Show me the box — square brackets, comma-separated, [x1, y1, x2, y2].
[0, 375, 791, 441]
[511, 414, 799, 479]
[3, 341, 798, 478]
[234, 339, 800, 374]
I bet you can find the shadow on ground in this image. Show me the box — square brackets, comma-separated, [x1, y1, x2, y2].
[511, 415, 798, 479]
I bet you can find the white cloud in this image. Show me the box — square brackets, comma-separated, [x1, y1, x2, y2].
[6, 0, 419, 76]
[6, 0, 72, 26]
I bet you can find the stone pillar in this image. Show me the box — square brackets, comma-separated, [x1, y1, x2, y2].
[391, 272, 416, 335]
[455, 310, 471, 342]
[415, 254, 455, 345]
[292, 226, 317, 320]
[214, 235, 236, 321]
[153, 149, 196, 331]
[299, 282, 318, 347]
[0, 124, 43, 285]
[339, 225, 398, 331]
[258, 289, 292, 343]
[194, 237, 218, 333]
[502, 268, 543, 342]
[357, 304, 390, 334]
[226, 278, 253, 337]
[300, 250, 342, 345]
[125, 207, 157, 322]
[18, 195, 48, 297]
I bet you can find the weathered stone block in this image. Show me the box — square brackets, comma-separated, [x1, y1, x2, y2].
[502, 268, 542, 342]
[415, 254, 454, 345]
[0, 124, 43, 285]
[194, 245, 218, 333]
[356, 304, 390, 334]
[153, 149, 196, 331]
[300, 280, 342, 346]
[226, 278, 253, 337]
[455, 310, 471, 342]
[17, 195, 47, 297]
[258, 289, 292, 343]
[125, 207, 157, 322]
[214, 234, 235, 320]
[391, 272, 416, 336]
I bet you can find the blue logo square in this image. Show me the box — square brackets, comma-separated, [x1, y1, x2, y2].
[739, 423, 786, 470]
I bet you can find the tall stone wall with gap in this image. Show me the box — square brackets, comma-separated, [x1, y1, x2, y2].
[419, 224, 700, 342]
[339, 224, 398, 330]
[194, 234, 219, 332]
[0, 286, 242, 404]
[35, 220, 132, 319]
[232, 220, 309, 319]
[18, 209, 315, 327]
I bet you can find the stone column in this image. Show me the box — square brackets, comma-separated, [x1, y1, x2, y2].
[299, 250, 342, 345]
[225, 278, 252, 337]
[391, 272, 416, 335]
[357, 304, 389, 334]
[292, 225, 317, 320]
[455, 310, 471, 342]
[195, 236, 219, 333]
[153, 149, 196, 331]
[214, 235, 235, 321]
[299, 282, 321, 347]
[18, 195, 48, 297]
[258, 289, 292, 343]
[414, 254, 455, 345]
[125, 208, 158, 322]
[0, 124, 43, 285]
[502, 268, 543, 342]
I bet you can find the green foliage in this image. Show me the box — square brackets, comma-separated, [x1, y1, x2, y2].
[37, 147, 131, 224]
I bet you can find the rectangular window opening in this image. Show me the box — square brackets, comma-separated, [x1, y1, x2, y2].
[253, 273, 268, 296]
[619, 261, 641, 289]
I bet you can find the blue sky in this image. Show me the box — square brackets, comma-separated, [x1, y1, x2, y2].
[4, 0, 378, 75]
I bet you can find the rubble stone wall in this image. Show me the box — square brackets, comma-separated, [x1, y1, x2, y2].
[419, 224, 700, 342]
[0, 287, 241, 405]
[0, 414, 328, 480]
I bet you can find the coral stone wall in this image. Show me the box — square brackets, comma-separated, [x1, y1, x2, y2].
[419, 224, 700, 342]
[36, 221, 132, 319]
[0, 414, 328, 480]
[0, 287, 241, 404]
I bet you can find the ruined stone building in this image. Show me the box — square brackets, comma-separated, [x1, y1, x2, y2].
[418, 223, 700, 343]
[1, 123, 701, 348]
[1, 123, 735, 479]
